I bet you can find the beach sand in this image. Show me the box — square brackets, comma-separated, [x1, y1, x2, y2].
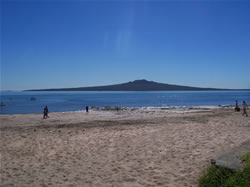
[1, 107, 250, 187]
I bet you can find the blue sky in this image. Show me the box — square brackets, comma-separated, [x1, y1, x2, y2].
[1, 0, 250, 90]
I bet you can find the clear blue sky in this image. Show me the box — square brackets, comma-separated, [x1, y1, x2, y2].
[1, 0, 250, 90]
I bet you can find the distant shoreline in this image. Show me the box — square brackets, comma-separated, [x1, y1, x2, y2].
[24, 89, 250, 92]
[0, 105, 238, 116]
[1, 90, 250, 93]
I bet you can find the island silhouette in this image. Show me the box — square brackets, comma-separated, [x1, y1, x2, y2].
[24, 79, 248, 91]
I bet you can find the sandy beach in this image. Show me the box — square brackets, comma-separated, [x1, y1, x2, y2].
[0, 106, 250, 187]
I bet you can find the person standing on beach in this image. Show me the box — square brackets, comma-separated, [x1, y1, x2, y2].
[86, 106, 89, 113]
[43, 106, 49, 119]
[242, 101, 248, 117]
[116, 106, 119, 112]
[235, 100, 240, 112]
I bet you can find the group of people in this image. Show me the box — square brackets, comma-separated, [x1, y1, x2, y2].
[42, 101, 248, 119]
[235, 100, 248, 117]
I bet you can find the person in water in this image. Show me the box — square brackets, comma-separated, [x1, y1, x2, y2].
[242, 101, 248, 117]
[43, 106, 49, 119]
[235, 100, 240, 112]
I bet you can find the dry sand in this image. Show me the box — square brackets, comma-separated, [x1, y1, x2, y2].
[0, 107, 250, 187]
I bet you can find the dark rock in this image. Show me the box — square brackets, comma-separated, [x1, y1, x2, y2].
[215, 139, 250, 170]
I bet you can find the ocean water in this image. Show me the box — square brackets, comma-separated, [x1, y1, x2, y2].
[0, 91, 250, 114]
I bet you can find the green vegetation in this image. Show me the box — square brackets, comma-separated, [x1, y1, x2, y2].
[199, 152, 250, 187]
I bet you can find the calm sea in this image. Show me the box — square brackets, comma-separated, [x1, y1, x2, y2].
[0, 91, 250, 114]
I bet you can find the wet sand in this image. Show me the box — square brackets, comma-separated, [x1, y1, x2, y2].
[1, 107, 250, 187]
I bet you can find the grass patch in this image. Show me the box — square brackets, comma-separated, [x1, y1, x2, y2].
[199, 152, 250, 187]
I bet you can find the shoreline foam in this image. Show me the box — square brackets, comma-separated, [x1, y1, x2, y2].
[0, 104, 235, 116]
